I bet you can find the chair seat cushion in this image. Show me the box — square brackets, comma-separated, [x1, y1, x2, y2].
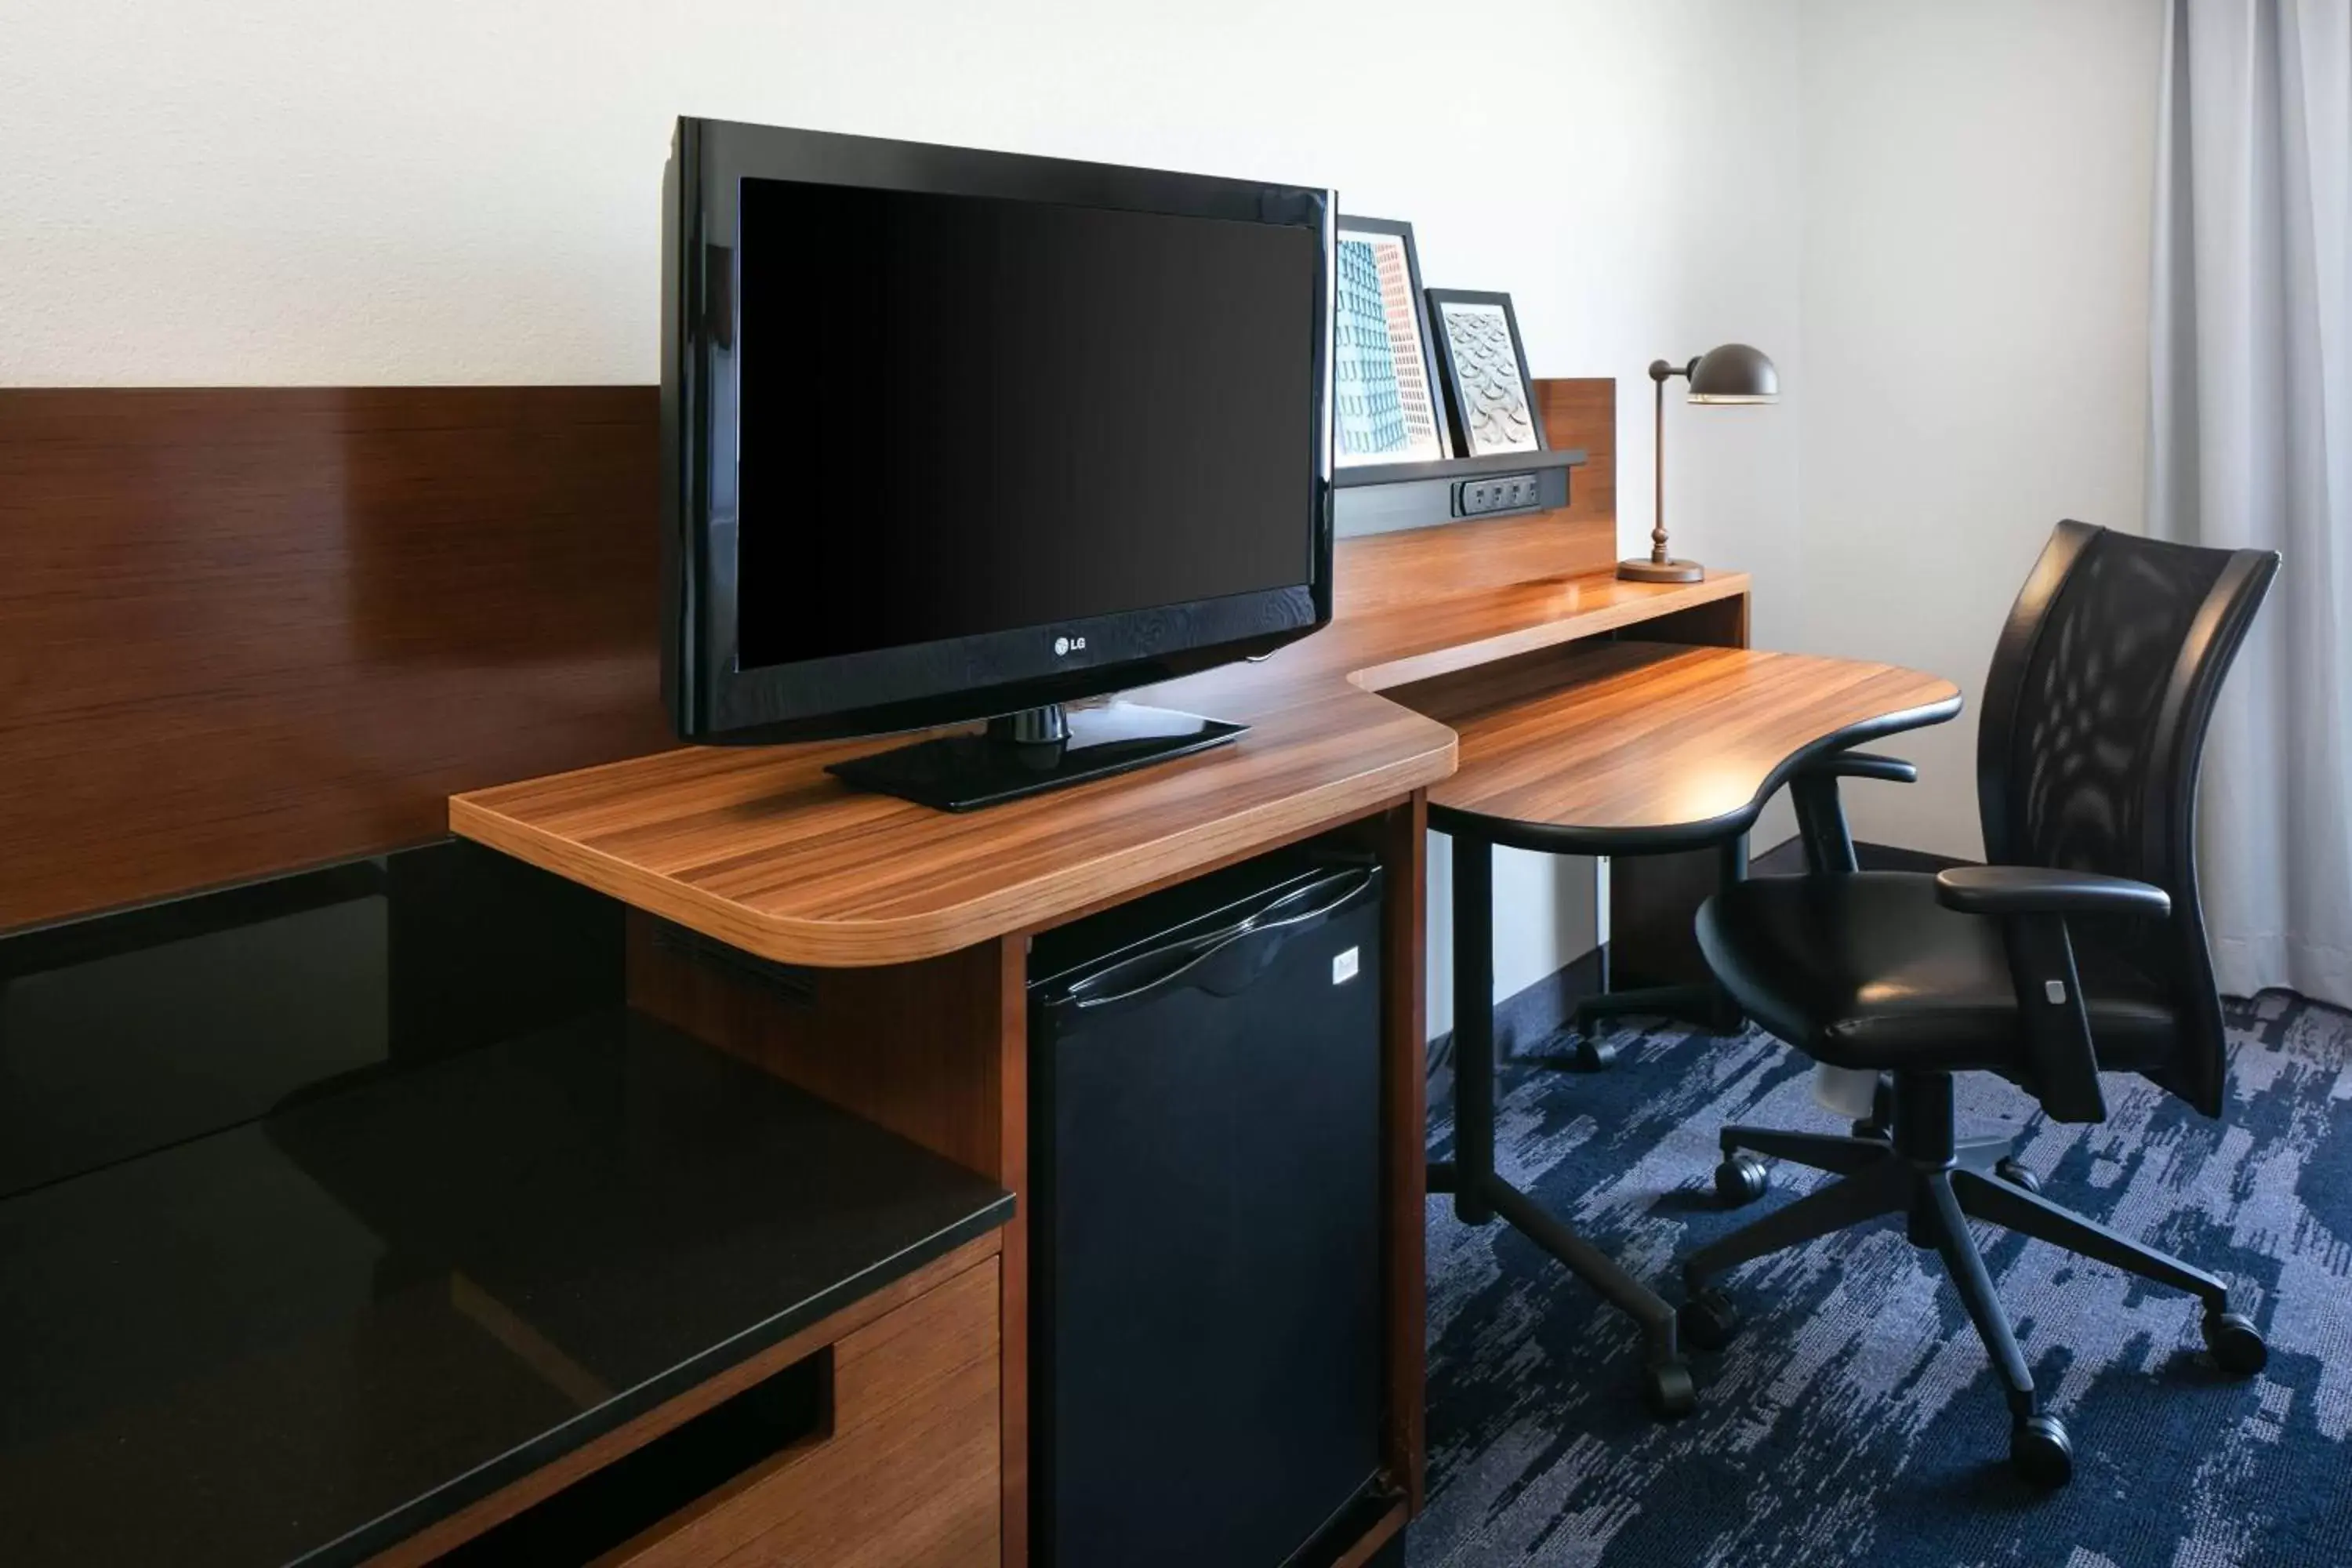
[1696, 871, 2178, 1073]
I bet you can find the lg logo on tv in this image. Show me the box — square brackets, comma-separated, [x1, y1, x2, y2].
[1053, 635, 1087, 657]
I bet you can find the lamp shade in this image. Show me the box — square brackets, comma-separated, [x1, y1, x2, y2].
[1686, 343, 1779, 404]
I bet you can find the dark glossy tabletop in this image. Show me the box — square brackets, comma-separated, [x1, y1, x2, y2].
[0, 848, 1012, 1567]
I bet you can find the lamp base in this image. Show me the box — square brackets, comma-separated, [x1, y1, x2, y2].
[1617, 556, 1707, 584]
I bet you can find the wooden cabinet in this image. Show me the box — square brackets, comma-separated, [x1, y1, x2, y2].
[615, 1257, 1002, 1567]
[380, 1245, 1004, 1568]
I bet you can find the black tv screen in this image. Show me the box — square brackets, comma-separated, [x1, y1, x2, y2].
[735, 177, 1318, 671]
[662, 118, 1334, 747]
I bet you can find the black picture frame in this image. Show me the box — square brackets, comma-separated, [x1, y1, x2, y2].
[1424, 288, 1546, 458]
[1334, 215, 1450, 464]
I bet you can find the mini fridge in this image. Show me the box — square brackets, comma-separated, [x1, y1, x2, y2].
[1028, 848, 1386, 1567]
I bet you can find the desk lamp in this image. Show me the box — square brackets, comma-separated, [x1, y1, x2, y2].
[1624, 343, 1779, 583]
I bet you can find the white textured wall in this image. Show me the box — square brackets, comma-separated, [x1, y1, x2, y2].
[0, 0, 1808, 1036]
[1795, 0, 2166, 858]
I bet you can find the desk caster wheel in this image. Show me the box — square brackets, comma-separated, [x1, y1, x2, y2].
[1679, 1289, 1740, 1352]
[2011, 1414, 2072, 1487]
[2203, 1311, 2267, 1376]
[1715, 1153, 1768, 1207]
[1573, 1035, 1617, 1072]
[1641, 1359, 1697, 1420]
[1994, 1157, 2042, 1195]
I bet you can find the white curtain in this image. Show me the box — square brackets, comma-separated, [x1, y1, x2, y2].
[2148, 0, 2352, 1007]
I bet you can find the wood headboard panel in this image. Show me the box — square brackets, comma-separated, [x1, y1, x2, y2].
[0, 387, 672, 932]
[0, 375, 1618, 932]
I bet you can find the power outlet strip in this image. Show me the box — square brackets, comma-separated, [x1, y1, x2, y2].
[1452, 472, 1543, 517]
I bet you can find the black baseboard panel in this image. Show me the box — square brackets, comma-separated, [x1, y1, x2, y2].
[1428, 838, 1965, 1083]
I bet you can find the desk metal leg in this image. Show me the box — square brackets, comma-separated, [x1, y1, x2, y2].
[1561, 833, 1749, 1065]
[1568, 980, 1717, 1069]
[1435, 833, 1694, 1418]
[1450, 833, 1497, 1227]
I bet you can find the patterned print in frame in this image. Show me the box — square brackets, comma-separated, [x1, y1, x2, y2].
[1428, 289, 1544, 458]
[1336, 239, 1410, 458]
[1334, 216, 1448, 466]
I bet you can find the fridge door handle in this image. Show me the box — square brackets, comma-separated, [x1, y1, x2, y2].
[1064, 867, 1373, 1012]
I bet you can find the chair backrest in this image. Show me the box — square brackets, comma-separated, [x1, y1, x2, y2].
[1976, 521, 2278, 1116]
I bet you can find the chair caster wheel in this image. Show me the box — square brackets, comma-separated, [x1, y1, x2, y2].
[2203, 1311, 2268, 1376]
[1641, 1359, 1697, 1420]
[1573, 1036, 1617, 1072]
[1679, 1288, 1740, 1352]
[1715, 1152, 1769, 1207]
[2011, 1414, 2072, 1486]
[1994, 1157, 2042, 1195]
[1850, 1116, 1892, 1143]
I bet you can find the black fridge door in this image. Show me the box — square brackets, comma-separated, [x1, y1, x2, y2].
[1031, 856, 1384, 1568]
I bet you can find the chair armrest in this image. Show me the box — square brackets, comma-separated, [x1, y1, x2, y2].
[1791, 750, 1918, 786]
[1933, 866, 2171, 920]
[1788, 751, 1915, 875]
[1932, 865, 2164, 1125]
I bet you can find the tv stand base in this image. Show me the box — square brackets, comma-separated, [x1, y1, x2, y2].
[826, 702, 1246, 811]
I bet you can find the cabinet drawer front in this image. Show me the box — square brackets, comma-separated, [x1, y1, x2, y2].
[612, 1258, 1001, 1568]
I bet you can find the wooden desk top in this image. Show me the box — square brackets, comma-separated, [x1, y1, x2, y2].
[1422, 642, 1962, 854]
[449, 516, 1754, 967]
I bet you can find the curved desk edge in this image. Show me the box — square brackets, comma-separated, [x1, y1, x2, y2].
[1424, 644, 1964, 857]
[448, 566, 1753, 968]
[1430, 695, 1963, 856]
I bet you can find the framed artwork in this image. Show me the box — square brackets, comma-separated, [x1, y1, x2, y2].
[1425, 289, 1544, 457]
[1332, 216, 1449, 466]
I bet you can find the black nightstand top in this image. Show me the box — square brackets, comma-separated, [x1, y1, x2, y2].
[0, 1005, 1011, 1567]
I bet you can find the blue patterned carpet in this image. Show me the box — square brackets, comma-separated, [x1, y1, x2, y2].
[1411, 991, 2352, 1568]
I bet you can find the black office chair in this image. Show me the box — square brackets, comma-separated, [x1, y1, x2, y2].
[1674, 521, 2279, 1486]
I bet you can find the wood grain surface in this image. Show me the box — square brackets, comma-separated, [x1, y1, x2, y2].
[0, 387, 670, 933]
[364, 1235, 1000, 1567]
[1421, 642, 1962, 851]
[452, 685, 1450, 967]
[1537, 377, 1617, 531]
[1333, 377, 1616, 615]
[423, 369, 1746, 969]
[625, 923, 1034, 1565]
[0, 375, 1721, 960]
[613, 1254, 1002, 1568]
[1332, 513, 1617, 616]
[1337, 570, 1752, 695]
[449, 562, 1757, 967]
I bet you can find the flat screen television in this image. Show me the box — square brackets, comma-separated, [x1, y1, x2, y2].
[661, 118, 1335, 809]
